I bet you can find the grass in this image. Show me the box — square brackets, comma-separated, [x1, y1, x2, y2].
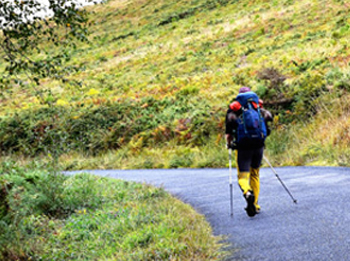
[1, 0, 350, 259]
[265, 93, 350, 167]
[1, 0, 350, 168]
[0, 163, 227, 260]
[58, 140, 229, 170]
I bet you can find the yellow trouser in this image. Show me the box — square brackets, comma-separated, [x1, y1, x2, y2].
[250, 167, 260, 208]
[237, 168, 260, 208]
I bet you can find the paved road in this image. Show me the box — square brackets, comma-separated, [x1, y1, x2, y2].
[71, 166, 350, 261]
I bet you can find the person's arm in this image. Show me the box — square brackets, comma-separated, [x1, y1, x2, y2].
[260, 108, 273, 136]
[225, 109, 238, 147]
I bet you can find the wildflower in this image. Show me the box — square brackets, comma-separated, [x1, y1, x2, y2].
[56, 99, 69, 106]
[87, 88, 100, 96]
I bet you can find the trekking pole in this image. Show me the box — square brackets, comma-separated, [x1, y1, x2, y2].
[229, 148, 234, 217]
[263, 155, 297, 204]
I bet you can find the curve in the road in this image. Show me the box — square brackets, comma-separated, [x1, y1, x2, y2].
[70, 166, 350, 261]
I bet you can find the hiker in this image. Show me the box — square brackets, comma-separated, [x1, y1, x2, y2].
[225, 87, 272, 217]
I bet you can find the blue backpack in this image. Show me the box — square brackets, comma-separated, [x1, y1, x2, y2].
[235, 91, 267, 144]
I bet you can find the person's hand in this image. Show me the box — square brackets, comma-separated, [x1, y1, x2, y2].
[226, 134, 236, 149]
[226, 134, 232, 148]
[227, 141, 237, 150]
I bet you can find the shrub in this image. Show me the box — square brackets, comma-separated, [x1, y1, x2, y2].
[0, 97, 222, 156]
[0, 162, 104, 222]
[325, 68, 350, 92]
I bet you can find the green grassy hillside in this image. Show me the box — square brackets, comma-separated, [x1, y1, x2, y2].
[1, 0, 350, 169]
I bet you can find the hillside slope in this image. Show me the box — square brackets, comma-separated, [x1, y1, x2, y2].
[0, 0, 349, 168]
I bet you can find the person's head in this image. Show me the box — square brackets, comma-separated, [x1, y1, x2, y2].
[239, 86, 251, 93]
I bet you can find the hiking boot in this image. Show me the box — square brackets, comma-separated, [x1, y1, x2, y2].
[244, 191, 256, 217]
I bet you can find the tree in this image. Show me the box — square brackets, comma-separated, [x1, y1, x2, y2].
[0, 0, 98, 101]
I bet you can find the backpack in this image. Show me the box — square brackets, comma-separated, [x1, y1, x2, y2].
[234, 91, 267, 144]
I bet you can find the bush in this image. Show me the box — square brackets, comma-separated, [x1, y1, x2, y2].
[292, 71, 328, 117]
[0, 162, 105, 259]
[325, 68, 350, 92]
[0, 97, 223, 156]
[169, 155, 193, 168]
[0, 162, 103, 222]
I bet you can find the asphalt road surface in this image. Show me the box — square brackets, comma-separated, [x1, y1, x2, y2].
[71, 166, 350, 261]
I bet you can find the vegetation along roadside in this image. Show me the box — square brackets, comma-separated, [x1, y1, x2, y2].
[1, 0, 350, 169]
[0, 162, 227, 260]
[1, 0, 350, 259]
